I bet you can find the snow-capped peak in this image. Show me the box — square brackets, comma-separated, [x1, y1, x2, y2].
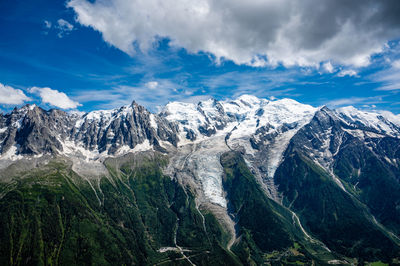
[336, 106, 400, 137]
[2, 95, 400, 165]
[83, 109, 114, 121]
[162, 101, 207, 128]
[161, 95, 319, 143]
[28, 104, 37, 110]
[236, 94, 267, 106]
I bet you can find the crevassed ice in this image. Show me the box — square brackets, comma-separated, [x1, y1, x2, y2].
[190, 136, 228, 207]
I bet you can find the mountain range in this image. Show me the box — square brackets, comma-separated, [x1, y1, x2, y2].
[0, 95, 399, 265]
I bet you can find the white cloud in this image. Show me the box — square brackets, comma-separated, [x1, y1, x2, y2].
[376, 83, 400, 91]
[68, 0, 400, 67]
[0, 83, 31, 105]
[145, 81, 158, 89]
[372, 61, 400, 91]
[375, 72, 400, 91]
[30, 87, 81, 109]
[43, 19, 75, 37]
[322, 61, 334, 73]
[56, 19, 74, 38]
[392, 59, 400, 69]
[337, 69, 358, 77]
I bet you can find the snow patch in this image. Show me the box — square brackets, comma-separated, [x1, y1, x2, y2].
[60, 139, 104, 161]
[342, 128, 386, 139]
[12, 118, 24, 129]
[150, 114, 158, 129]
[117, 139, 153, 155]
[0, 145, 23, 161]
[75, 109, 114, 129]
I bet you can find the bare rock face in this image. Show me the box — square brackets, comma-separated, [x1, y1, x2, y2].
[0, 105, 65, 155]
[16, 107, 72, 154]
[71, 101, 179, 154]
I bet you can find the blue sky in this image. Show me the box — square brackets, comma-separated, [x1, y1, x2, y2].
[1, 0, 400, 113]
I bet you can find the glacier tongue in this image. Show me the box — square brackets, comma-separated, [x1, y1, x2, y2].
[163, 129, 237, 244]
[189, 135, 229, 207]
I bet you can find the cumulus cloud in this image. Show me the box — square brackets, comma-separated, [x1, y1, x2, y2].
[68, 0, 400, 67]
[322, 62, 334, 73]
[337, 69, 358, 77]
[30, 87, 81, 109]
[0, 83, 31, 105]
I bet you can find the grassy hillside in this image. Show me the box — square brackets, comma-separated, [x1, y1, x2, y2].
[1, 149, 397, 265]
[275, 150, 400, 263]
[220, 151, 337, 265]
[333, 137, 400, 237]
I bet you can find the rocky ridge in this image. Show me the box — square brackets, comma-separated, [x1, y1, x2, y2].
[1, 95, 400, 205]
